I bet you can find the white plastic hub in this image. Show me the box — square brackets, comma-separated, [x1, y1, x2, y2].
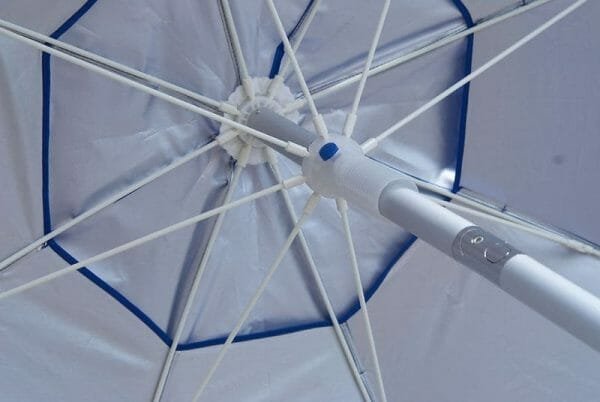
[302, 135, 416, 215]
[219, 77, 299, 165]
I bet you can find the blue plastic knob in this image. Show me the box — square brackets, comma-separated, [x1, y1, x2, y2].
[319, 142, 339, 161]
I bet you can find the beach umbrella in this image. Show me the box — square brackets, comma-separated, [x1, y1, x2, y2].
[0, 0, 599, 401]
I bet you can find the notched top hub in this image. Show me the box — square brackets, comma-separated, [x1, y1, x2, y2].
[218, 77, 299, 165]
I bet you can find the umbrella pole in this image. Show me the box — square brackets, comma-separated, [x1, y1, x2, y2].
[248, 108, 600, 353]
[379, 184, 600, 353]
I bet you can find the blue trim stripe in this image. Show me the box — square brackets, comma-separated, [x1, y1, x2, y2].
[50, 0, 99, 39]
[178, 235, 417, 350]
[48, 239, 173, 346]
[42, 0, 99, 235]
[40, 0, 178, 346]
[41, 0, 420, 352]
[269, 44, 285, 79]
[41, 53, 52, 234]
[178, 321, 331, 351]
[269, 0, 316, 78]
[451, 0, 474, 193]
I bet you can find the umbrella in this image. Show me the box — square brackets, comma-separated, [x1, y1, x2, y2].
[1, 0, 599, 401]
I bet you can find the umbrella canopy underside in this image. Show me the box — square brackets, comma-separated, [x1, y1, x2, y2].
[0, 0, 599, 401]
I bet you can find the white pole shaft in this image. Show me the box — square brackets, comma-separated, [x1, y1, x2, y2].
[380, 187, 471, 255]
[502, 254, 600, 351]
[379, 185, 600, 353]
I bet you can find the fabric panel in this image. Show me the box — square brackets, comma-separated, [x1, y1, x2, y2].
[163, 326, 364, 402]
[0, 248, 166, 402]
[461, 0, 600, 244]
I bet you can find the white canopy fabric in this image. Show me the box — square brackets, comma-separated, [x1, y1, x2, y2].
[0, 1, 598, 401]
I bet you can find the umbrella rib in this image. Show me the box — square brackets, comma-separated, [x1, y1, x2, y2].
[0, 175, 305, 301]
[191, 193, 321, 402]
[0, 18, 237, 115]
[284, 0, 556, 114]
[267, 152, 372, 401]
[219, 0, 255, 100]
[337, 199, 388, 402]
[361, 0, 589, 153]
[267, 0, 322, 99]
[265, 0, 329, 138]
[0, 139, 223, 272]
[0, 23, 309, 157]
[151, 146, 251, 402]
[343, 0, 390, 138]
